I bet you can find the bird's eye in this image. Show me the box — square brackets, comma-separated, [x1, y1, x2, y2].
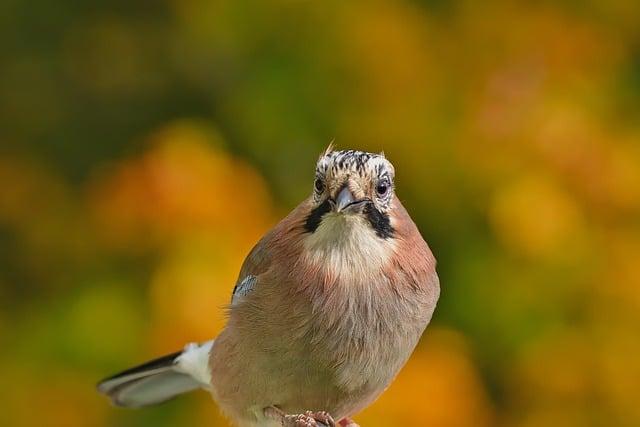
[376, 181, 389, 196]
[314, 178, 325, 193]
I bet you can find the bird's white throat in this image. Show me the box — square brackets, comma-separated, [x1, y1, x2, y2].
[302, 213, 395, 278]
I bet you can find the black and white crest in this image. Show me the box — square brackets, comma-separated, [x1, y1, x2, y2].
[316, 150, 394, 183]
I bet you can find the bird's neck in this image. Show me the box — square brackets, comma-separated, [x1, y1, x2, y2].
[300, 213, 396, 283]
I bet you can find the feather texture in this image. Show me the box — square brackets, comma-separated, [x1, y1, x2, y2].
[98, 341, 213, 408]
[209, 197, 439, 426]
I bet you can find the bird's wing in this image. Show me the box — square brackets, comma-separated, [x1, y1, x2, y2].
[231, 274, 257, 305]
[229, 199, 310, 304]
[229, 225, 278, 304]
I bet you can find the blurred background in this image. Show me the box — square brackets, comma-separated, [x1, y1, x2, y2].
[1, 0, 639, 426]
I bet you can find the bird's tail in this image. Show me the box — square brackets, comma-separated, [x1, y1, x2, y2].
[97, 340, 214, 408]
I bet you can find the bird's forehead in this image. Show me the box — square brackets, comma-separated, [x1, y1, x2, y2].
[316, 150, 394, 180]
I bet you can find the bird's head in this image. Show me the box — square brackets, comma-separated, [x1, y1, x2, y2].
[304, 148, 396, 239]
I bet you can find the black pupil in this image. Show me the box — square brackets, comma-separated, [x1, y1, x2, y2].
[377, 183, 388, 195]
[314, 179, 324, 192]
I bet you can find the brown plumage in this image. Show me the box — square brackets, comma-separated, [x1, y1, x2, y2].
[98, 149, 440, 427]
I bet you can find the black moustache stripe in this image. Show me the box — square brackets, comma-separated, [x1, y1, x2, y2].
[364, 203, 395, 239]
[304, 199, 332, 233]
[304, 200, 394, 239]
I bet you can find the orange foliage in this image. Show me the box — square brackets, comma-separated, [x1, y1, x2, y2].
[2, 0, 640, 426]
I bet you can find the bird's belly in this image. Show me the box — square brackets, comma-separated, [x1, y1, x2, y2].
[273, 310, 422, 418]
[253, 345, 402, 421]
[211, 321, 419, 424]
[211, 273, 434, 424]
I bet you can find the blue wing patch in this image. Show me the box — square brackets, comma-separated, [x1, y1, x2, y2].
[231, 275, 257, 305]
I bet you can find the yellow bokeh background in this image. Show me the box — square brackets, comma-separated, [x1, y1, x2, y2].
[1, 0, 640, 425]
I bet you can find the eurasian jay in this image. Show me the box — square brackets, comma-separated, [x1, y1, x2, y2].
[98, 148, 440, 427]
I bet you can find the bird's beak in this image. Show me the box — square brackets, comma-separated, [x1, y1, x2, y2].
[333, 186, 366, 213]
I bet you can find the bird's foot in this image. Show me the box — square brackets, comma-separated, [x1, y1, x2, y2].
[283, 411, 335, 427]
[265, 407, 335, 427]
[338, 418, 359, 427]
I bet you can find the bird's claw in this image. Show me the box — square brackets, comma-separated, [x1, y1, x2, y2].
[282, 411, 335, 427]
[337, 418, 360, 427]
[306, 411, 335, 427]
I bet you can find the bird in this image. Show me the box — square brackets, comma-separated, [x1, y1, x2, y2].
[98, 147, 440, 427]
